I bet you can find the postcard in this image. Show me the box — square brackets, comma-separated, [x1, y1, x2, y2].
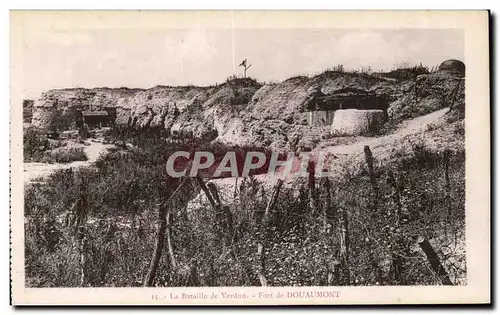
[10, 10, 490, 305]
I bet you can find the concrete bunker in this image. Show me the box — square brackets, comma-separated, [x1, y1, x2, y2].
[82, 110, 114, 129]
[330, 109, 386, 136]
[304, 87, 389, 135]
[438, 59, 465, 77]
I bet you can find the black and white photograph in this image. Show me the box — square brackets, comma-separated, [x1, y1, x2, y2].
[10, 10, 490, 305]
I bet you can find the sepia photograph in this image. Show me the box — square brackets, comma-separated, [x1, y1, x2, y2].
[10, 10, 490, 305]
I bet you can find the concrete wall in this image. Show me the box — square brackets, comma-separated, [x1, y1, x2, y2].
[306, 110, 334, 126]
[331, 109, 386, 136]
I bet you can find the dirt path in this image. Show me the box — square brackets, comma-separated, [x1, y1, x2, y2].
[319, 108, 449, 157]
[24, 140, 113, 183]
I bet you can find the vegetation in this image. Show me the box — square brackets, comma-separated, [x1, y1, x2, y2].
[23, 127, 88, 163]
[44, 147, 88, 164]
[23, 100, 34, 123]
[317, 63, 428, 79]
[49, 109, 80, 131]
[382, 64, 430, 81]
[25, 129, 466, 287]
[24, 127, 51, 162]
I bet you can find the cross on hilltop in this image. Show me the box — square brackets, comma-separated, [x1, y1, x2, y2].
[239, 59, 252, 78]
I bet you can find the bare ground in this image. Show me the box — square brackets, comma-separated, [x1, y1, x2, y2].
[24, 139, 113, 183]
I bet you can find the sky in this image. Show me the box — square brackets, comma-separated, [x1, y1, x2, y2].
[20, 28, 464, 99]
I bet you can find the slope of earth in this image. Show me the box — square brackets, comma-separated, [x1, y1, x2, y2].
[31, 87, 144, 129]
[30, 72, 401, 151]
[388, 72, 464, 121]
[228, 72, 400, 150]
[30, 70, 462, 156]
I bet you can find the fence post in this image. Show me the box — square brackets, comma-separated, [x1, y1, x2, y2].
[78, 226, 88, 287]
[257, 179, 283, 286]
[307, 161, 319, 215]
[144, 205, 167, 287]
[338, 210, 350, 285]
[418, 238, 454, 285]
[386, 169, 403, 284]
[443, 150, 452, 228]
[166, 210, 177, 269]
[363, 146, 379, 201]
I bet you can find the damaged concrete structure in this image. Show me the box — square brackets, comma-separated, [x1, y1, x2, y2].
[330, 109, 386, 136]
[305, 87, 389, 135]
[438, 59, 465, 77]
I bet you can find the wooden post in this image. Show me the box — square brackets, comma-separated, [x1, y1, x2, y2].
[363, 146, 379, 200]
[443, 150, 452, 225]
[197, 177, 258, 286]
[207, 182, 235, 243]
[186, 264, 200, 287]
[322, 177, 332, 232]
[222, 205, 236, 246]
[257, 179, 283, 286]
[78, 226, 88, 287]
[387, 169, 403, 284]
[196, 178, 223, 241]
[234, 177, 238, 199]
[418, 238, 454, 285]
[206, 182, 224, 242]
[144, 205, 167, 287]
[327, 260, 341, 285]
[166, 210, 177, 269]
[71, 192, 89, 287]
[338, 210, 350, 285]
[244, 64, 252, 78]
[197, 179, 236, 252]
[391, 250, 403, 284]
[387, 170, 402, 225]
[143, 178, 188, 286]
[195, 177, 218, 210]
[364, 144, 387, 282]
[207, 182, 222, 207]
[343, 210, 350, 285]
[307, 161, 319, 215]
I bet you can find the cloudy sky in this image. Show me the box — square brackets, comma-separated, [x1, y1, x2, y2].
[20, 28, 463, 99]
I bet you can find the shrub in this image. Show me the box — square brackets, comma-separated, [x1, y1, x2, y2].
[24, 127, 50, 162]
[44, 147, 88, 164]
[330, 64, 345, 73]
